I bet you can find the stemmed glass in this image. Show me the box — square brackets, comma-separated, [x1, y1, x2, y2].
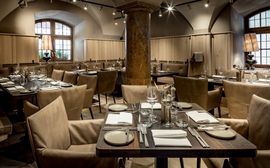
[146, 83, 158, 123]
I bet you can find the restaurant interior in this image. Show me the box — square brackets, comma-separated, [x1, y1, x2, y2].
[0, 0, 270, 168]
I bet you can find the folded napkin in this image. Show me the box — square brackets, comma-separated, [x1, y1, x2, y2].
[15, 86, 25, 90]
[40, 87, 59, 91]
[187, 111, 219, 124]
[140, 102, 161, 109]
[212, 75, 225, 78]
[105, 112, 133, 125]
[257, 79, 270, 83]
[7, 87, 16, 91]
[151, 129, 187, 138]
[153, 137, 192, 147]
[0, 78, 9, 83]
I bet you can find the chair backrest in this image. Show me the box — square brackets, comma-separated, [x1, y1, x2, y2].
[223, 80, 270, 119]
[51, 69, 64, 81]
[174, 76, 208, 110]
[62, 71, 78, 84]
[96, 70, 118, 94]
[248, 94, 270, 149]
[27, 96, 71, 166]
[121, 85, 148, 104]
[37, 85, 87, 120]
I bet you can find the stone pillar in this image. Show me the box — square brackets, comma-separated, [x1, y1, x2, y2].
[119, 2, 156, 85]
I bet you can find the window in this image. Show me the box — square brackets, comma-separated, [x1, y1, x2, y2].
[246, 9, 270, 66]
[35, 20, 73, 61]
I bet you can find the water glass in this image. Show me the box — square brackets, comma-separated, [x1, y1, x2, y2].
[139, 109, 152, 127]
[175, 111, 189, 128]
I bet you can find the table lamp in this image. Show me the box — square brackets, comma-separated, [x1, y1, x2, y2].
[41, 35, 53, 62]
[243, 33, 259, 70]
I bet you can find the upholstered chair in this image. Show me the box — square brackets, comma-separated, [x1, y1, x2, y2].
[0, 116, 12, 143]
[223, 80, 270, 119]
[174, 76, 222, 117]
[96, 70, 118, 113]
[24, 85, 86, 120]
[121, 85, 148, 104]
[62, 71, 78, 85]
[77, 74, 97, 119]
[51, 69, 64, 81]
[27, 96, 118, 168]
[204, 94, 270, 168]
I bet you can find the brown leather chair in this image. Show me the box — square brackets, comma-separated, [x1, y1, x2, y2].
[51, 69, 64, 81]
[26, 96, 118, 168]
[223, 80, 270, 119]
[174, 76, 222, 117]
[24, 85, 86, 120]
[77, 74, 97, 119]
[204, 94, 270, 168]
[96, 70, 118, 113]
[62, 71, 78, 85]
[121, 85, 148, 104]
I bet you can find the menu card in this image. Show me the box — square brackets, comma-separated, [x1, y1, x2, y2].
[186, 111, 219, 124]
[105, 112, 133, 125]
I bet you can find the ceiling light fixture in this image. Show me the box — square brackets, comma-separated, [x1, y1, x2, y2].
[83, 4, 88, 10]
[72, 0, 77, 2]
[112, 11, 116, 15]
[114, 22, 118, 26]
[204, 0, 209, 8]
[158, 10, 163, 17]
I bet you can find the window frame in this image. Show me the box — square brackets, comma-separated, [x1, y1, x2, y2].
[35, 19, 73, 61]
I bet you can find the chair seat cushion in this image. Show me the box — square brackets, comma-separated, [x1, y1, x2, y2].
[0, 117, 12, 135]
[68, 144, 96, 153]
[157, 77, 174, 84]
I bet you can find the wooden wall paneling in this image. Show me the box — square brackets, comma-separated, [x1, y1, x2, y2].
[0, 35, 13, 64]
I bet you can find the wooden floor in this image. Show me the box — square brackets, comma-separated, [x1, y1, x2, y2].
[0, 94, 229, 168]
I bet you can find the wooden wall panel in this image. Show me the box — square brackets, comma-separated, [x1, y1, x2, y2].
[0, 35, 13, 64]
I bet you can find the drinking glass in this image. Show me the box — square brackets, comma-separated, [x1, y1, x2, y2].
[146, 84, 158, 123]
[175, 111, 189, 128]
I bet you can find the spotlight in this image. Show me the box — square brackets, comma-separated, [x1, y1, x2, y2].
[158, 10, 163, 17]
[114, 22, 118, 26]
[204, 0, 209, 8]
[168, 6, 173, 11]
[72, 0, 77, 2]
[112, 11, 116, 15]
[84, 4, 88, 10]
[123, 20, 126, 24]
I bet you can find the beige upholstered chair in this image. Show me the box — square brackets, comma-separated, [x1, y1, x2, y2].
[77, 74, 97, 119]
[24, 85, 86, 120]
[121, 85, 148, 104]
[0, 116, 12, 143]
[223, 80, 270, 119]
[174, 76, 222, 117]
[96, 70, 118, 113]
[51, 69, 64, 81]
[27, 96, 118, 168]
[204, 94, 270, 168]
[62, 71, 78, 85]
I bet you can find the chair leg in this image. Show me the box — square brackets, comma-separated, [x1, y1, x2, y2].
[218, 106, 221, 118]
[179, 157, 184, 168]
[98, 93, 102, 113]
[80, 113, 83, 120]
[105, 94, 108, 104]
[89, 107, 94, 119]
[197, 157, 201, 168]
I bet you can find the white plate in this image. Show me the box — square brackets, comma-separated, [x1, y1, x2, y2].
[205, 129, 236, 140]
[108, 104, 128, 112]
[104, 130, 134, 146]
[177, 102, 192, 109]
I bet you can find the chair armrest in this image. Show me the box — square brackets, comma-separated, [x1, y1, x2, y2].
[24, 100, 39, 117]
[68, 119, 104, 144]
[207, 87, 222, 111]
[218, 118, 249, 138]
[37, 148, 96, 168]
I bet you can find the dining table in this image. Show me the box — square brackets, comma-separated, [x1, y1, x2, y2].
[151, 71, 179, 83]
[96, 103, 257, 168]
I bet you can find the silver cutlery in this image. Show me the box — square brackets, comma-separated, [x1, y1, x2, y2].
[188, 127, 209, 148]
[137, 124, 144, 143]
[141, 126, 149, 148]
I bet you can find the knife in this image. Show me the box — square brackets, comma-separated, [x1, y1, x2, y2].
[141, 126, 149, 148]
[188, 127, 209, 148]
[137, 124, 144, 143]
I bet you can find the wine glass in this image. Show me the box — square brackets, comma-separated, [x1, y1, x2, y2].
[146, 84, 158, 123]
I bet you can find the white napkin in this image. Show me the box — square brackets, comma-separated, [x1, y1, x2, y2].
[15, 86, 25, 90]
[212, 75, 225, 78]
[40, 87, 59, 91]
[105, 112, 133, 125]
[153, 137, 191, 147]
[0, 78, 9, 83]
[257, 79, 270, 83]
[7, 87, 16, 91]
[186, 111, 219, 124]
[140, 102, 161, 109]
[151, 129, 187, 138]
